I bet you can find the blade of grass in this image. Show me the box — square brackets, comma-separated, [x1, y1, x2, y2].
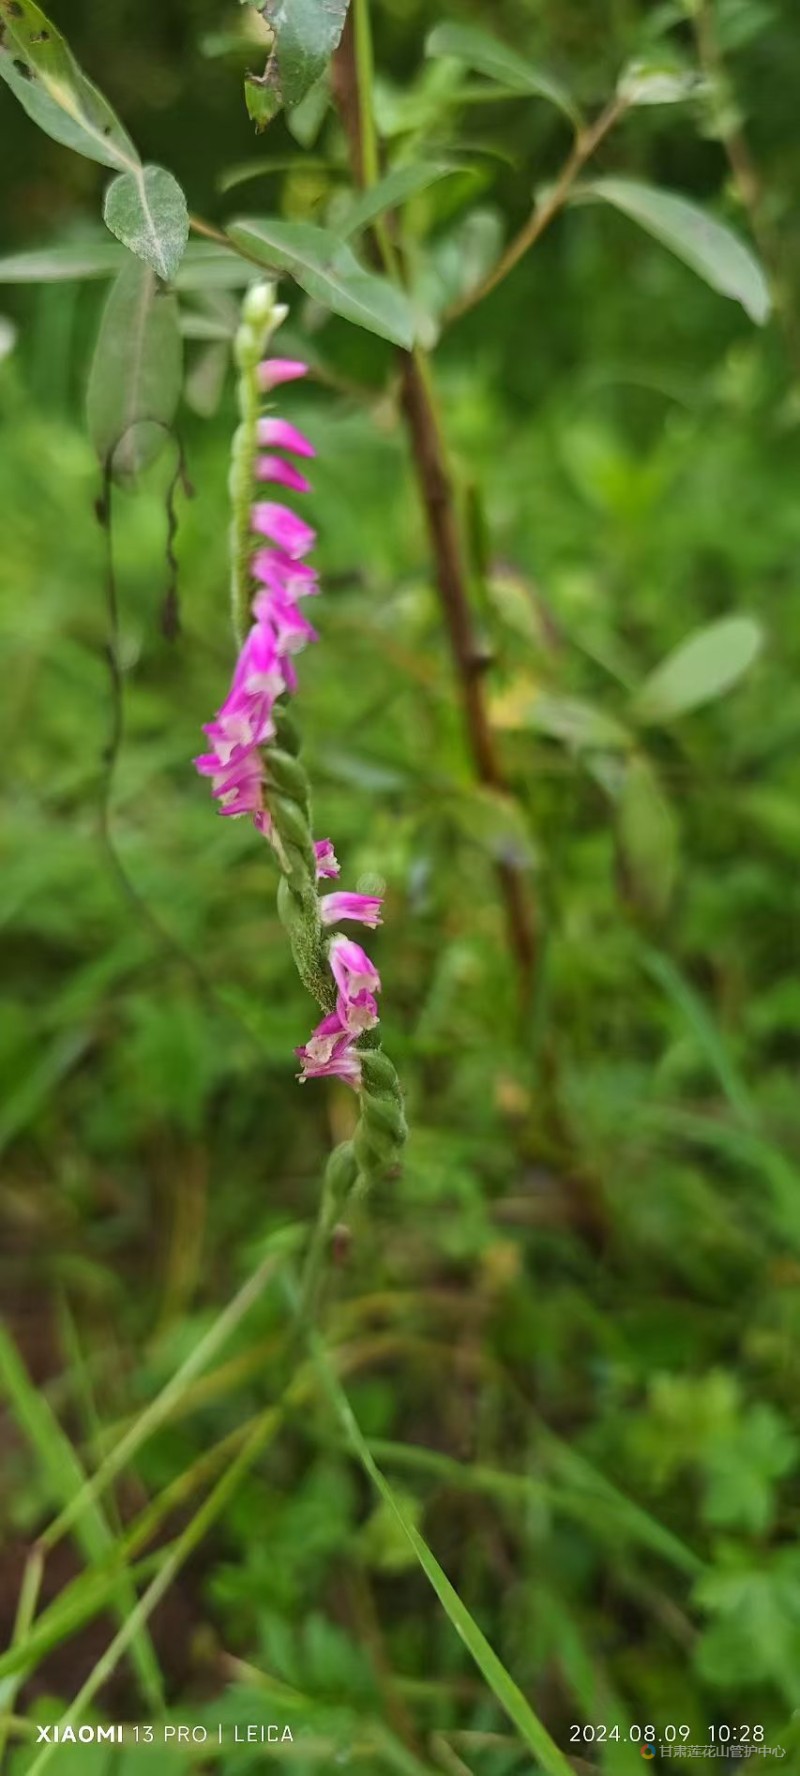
[0, 1545, 176, 1688]
[534, 1426, 706, 1578]
[533, 1585, 642, 1775]
[370, 1437, 704, 1578]
[641, 945, 756, 1126]
[56, 1300, 111, 1481]
[0, 1544, 44, 1763]
[430, 1737, 476, 1776]
[0, 1421, 257, 1686]
[0, 1323, 164, 1713]
[0, 1031, 92, 1158]
[91, 1332, 285, 1449]
[40, 1243, 284, 1553]
[645, 1104, 800, 1248]
[55, 1297, 166, 1710]
[25, 1400, 286, 1776]
[309, 1334, 574, 1776]
[0, 1331, 399, 1689]
[223, 1655, 443, 1776]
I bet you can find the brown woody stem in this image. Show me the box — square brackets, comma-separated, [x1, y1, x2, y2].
[334, 5, 537, 1001]
[447, 96, 626, 322]
[398, 347, 537, 992]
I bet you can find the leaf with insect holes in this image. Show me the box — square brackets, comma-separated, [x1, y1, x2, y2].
[579, 178, 771, 324]
[244, 74, 280, 132]
[0, 0, 139, 172]
[425, 21, 580, 127]
[244, 0, 349, 127]
[228, 216, 415, 345]
[632, 616, 764, 725]
[103, 165, 189, 283]
[87, 256, 182, 482]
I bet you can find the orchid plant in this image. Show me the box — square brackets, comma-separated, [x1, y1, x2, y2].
[0, 0, 779, 1764]
[196, 280, 406, 1291]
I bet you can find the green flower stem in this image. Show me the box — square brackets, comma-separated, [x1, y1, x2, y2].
[295, 1140, 358, 1326]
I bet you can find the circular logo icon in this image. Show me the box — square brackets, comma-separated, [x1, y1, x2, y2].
[640, 1749, 656, 1762]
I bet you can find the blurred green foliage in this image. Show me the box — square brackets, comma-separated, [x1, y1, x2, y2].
[2, 0, 800, 1769]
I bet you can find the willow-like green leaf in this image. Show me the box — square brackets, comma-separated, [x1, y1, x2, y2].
[228, 217, 415, 346]
[103, 164, 189, 283]
[581, 178, 771, 325]
[87, 257, 182, 481]
[633, 615, 764, 723]
[426, 21, 580, 127]
[0, 0, 139, 171]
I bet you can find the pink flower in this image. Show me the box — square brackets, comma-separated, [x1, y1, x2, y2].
[257, 358, 308, 391]
[202, 690, 272, 757]
[297, 925, 382, 1086]
[194, 736, 250, 778]
[338, 989, 379, 1035]
[251, 502, 316, 559]
[256, 417, 315, 458]
[314, 839, 340, 880]
[296, 1026, 362, 1088]
[255, 456, 312, 494]
[231, 623, 284, 701]
[298, 1009, 347, 1066]
[194, 661, 278, 819]
[329, 935, 381, 1001]
[252, 549, 319, 598]
[209, 752, 265, 817]
[320, 892, 383, 929]
[281, 655, 299, 695]
[253, 587, 318, 654]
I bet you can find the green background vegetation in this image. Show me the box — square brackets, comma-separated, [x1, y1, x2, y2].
[2, 0, 800, 1769]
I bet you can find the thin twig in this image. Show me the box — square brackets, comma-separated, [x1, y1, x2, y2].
[187, 212, 235, 250]
[294, 1167, 341, 1329]
[446, 96, 626, 322]
[188, 211, 275, 275]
